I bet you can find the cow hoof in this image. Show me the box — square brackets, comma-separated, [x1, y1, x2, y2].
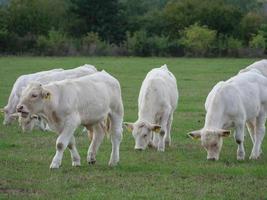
[165, 140, 171, 147]
[157, 147, 165, 152]
[72, 161, 81, 167]
[237, 156, 245, 161]
[237, 152, 245, 160]
[88, 160, 96, 165]
[249, 154, 260, 160]
[50, 162, 60, 169]
[108, 160, 118, 167]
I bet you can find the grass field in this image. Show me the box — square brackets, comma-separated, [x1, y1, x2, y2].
[0, 57, 267, 200]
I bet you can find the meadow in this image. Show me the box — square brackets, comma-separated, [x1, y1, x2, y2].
[0, 57, 266, 200]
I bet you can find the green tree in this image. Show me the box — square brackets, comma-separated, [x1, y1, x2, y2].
[163, 0, 242, 39]
[180, 23, 217, 56]
[240, 12, 264, 43]
[69, 0, 126, 44]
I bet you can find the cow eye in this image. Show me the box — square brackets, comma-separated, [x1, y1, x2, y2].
[143, 134, 147, 138]
[31, 94, 38, 98]
[212, 143, 218, 147]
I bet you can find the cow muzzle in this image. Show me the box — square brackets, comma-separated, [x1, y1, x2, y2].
[16, 105, 29, 118]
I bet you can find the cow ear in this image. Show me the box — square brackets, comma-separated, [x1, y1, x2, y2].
[218, 129, 231, 137]
[123, 122, 134, 132]
[188, 130, 201, 140]
[150, 124, 161, 133]
[42, 89, 51, 100]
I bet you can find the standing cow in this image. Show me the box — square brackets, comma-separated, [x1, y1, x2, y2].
[124, 64, 178, 151]
[2, 64, 97, 132]
[17, 70, 124, 168]
[1, 68, 63, 125]
[188, 70, 267, 160]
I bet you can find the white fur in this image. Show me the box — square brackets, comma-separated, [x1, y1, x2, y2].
[125, 64, 178, 151]
[190, 70, 267, 160]
[239, 59, 267, 77]
[18, 70, 124, 168]
[3, 68, 63, 125]
[17, 64, 97, 131]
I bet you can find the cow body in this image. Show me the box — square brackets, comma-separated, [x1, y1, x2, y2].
[125, 64, 178, 151]
[239, 59, 267, 77]
[17, 71, 123, 168]
[189, 70, 267, 160]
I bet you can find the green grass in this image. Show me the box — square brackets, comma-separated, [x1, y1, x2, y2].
[0, 57, 267, 200]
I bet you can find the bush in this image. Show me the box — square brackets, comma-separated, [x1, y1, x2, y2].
[179, 23, 217, 56]
[81, 32, 108, 56]
[249, 33, 266, 49]
[126, 31, 175, 56]
[36, 29, 75, 56]
[225, 36, 243, 57]
[240, 12, 264, 43]
[126, 30, 151, 56]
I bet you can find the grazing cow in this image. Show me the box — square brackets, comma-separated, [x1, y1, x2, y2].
[17, 70, 124, 168]
[239, 59, 267, 77]
[3, 64, 97, 132]
[1, 68, 63, 125]
[124, 64, 178, 151]
[188, 70, 267, 160]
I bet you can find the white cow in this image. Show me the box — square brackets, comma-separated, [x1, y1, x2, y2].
[6, 64, 97, 132]
[188, 70, 267, 161]
[239, 59, 267, 77]
[17, 70, 124, 169]
[1, 68, 63, 125]
[124, 64, 178, 151]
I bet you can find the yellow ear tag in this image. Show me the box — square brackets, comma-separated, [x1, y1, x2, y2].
[154, 127, 161, 133]
[45, 93, 51, 100]
[126, 126, 132, 132]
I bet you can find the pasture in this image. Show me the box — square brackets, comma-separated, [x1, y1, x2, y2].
[0, 57, 267, 199]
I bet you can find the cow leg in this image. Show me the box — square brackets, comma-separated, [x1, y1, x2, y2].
[250, 114, 266, 159]
[165, 112, 173, 147]
[152, 133, 159, 148]
[50, 124, 77, 169]
[234, 123, 245, 160]
[158, 109, 171, 152]
[109, 114, 123, 166]
[68, 136, 81, 167]
[246, 119, 256, 144]
[87, 124, 105, 165]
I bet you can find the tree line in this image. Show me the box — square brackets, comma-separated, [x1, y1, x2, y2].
[0, 0, 266, 57]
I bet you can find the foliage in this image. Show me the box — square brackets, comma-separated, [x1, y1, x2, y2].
[227, 36, 243, 49]
[69, 0, 126, 44]
[249, 33, 266, 49]
[240, 12, 264, 43]
[0, 0, 266, 56]
[179, 24, 217, 56]
[36, 29, 75, 56]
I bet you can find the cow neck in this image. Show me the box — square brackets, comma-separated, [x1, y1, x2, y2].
[138, 109, 158, 124]
[204, 94, 226, 130]
[6, 93, 18, 114]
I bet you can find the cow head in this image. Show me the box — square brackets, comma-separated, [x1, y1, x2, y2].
[17, 82, 50, 118]
[188, 129, 230, 160]
[1, 106, 18, 125]
[124, 121, 161, 150]
[19, 114, 44, 132]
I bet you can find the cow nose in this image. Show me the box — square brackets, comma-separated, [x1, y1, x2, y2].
[17, 105, 24, 112]
[207, 158, 216, 161]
